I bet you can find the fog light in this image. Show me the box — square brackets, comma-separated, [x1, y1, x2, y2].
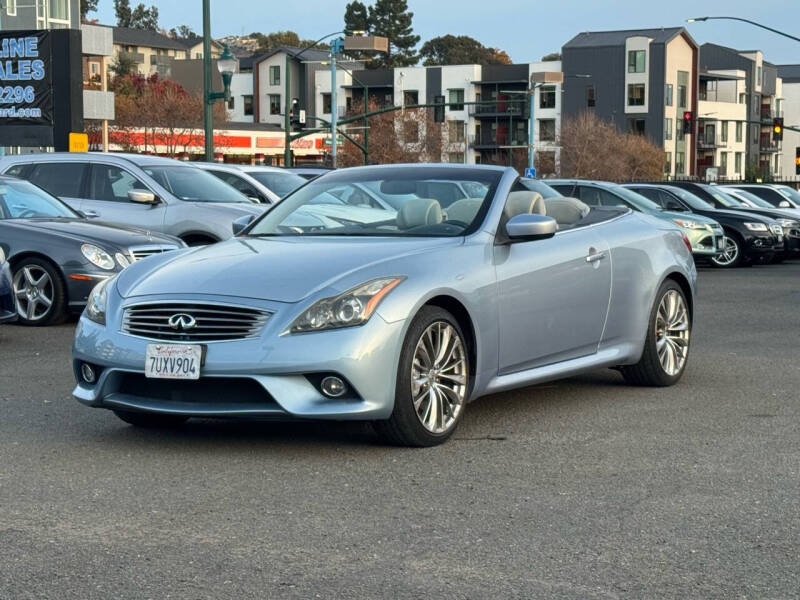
[320, 376, 346, 398]
[80, 362, 96, 384]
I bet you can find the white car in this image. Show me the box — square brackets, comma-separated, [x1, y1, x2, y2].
[196, 163, 307, 204]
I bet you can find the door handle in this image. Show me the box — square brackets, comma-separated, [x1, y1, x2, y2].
[83, 210, 99, 218]
[585, 250, 606, 263]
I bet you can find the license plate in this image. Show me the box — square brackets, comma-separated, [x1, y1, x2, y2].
[145, 344, 202, 379]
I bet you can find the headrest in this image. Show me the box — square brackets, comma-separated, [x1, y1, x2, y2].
[505, 191, 546, 218]
[544, 197, 591, 225]
[397, 198, 443, 230]
[445, 197, 482, 224]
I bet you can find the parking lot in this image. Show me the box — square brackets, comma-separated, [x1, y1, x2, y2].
[1, 262, 798, 599]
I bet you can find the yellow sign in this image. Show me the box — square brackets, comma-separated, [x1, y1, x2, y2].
[69, 132, 89, 152]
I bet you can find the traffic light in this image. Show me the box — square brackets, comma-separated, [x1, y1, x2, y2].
[433, 95, 445, 123]
[795, 147, 800, 176]
[682, 111, 693, 135]
[773, 117, 783, 142]
[290, 98, 300, 127]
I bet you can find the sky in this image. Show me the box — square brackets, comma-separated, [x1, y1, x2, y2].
[94, 0, 799, 65]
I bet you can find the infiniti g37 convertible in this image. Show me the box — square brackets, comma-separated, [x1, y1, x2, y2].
[73, 165, 696, 446]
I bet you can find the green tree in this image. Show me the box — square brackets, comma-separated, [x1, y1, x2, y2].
[368, 0, 419, 68]
[109, 53, 137, 77]
[250, 30, 328, 52]
[114, 0, 132, 26]
[170, 25, 197, 40]
[419, 35, 509, 66]
[541, 52, 561, 61]
[344, 1, 370, 33]
[115, 0, 159, 31]
[80, 0, 99, 21]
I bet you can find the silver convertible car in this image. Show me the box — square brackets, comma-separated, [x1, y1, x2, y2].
[72, 165, 697, 446]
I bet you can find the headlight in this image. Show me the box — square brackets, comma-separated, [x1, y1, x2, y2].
[743, 222, 768, 232]
[115, 252, 130, 268]
[0, 246, 5, 264]
[85, 275, 115, 325]
[81, 244, 115, 270]
[286, 277, 405, 334]
[672, 218, 705, 230]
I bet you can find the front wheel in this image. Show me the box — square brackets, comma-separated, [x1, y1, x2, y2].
[621, 280, 691, 387]
[12, 258, 67, 326]
[710, 235, 743, 268]
[373, 306, 470, 447]
[113, 410, 189, 428]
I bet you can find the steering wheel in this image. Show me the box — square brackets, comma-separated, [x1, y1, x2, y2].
[16, 209, 38, 218]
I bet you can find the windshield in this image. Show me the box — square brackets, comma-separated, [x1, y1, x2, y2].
[143, 166, 250, 203]
[0, 180, 78, 219]
[246, 167, 501, 237]
[728, 189, 773, 208]
[249, 171, 306, 197]
[709, 188, 744, 208]
[776, 186, 800, 204]
[520, 178, 562, 199]
[666, 186, 715, 210]
[614, 186, 662, 212]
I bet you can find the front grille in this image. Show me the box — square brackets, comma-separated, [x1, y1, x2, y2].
[769, 224, 783, 236]
[115, 373, 280, 407]
[128, 245, 179, 262]
[122, 302, 271, 342]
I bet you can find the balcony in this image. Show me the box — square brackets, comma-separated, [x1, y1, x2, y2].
[697, 134, 724, 149]
[469, 99, 527, 118]
[83, 90, 115, 121]
[760, 106, 783, 121]
[118, 50, 144, 64]
[470, 133, 528, 149]
[759, 135, 780, 153]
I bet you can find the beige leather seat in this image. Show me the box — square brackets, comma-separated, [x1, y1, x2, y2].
[445, 197, 483, 223]
[504, 191, 546, 218]
[397, 198, 443, 230]
[544, 197, 590, 228]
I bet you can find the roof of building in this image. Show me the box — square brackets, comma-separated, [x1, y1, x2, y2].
[252, 45, 331, 66]
[563, 27, 693, 49]
[777, 64, 800, 83]
[112, 26, 187, 51]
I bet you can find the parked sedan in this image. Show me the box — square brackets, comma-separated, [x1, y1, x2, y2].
[0, 153, 266, 245]
[548, 179, 724, 258]
[0, 176, 182, 325]
[73, 165, 696, 447]
[631, 183, 784, 268]
[0, 247, 16, 324]
[197, 163, 307, 203]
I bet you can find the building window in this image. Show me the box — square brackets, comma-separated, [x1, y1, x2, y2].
[675, 151, 685, 175]
[627, 84, 645, 106]
[227, 96, 234, 110]
[753, 94, 760, 116]
[735, 152, 742, 174]
[448, 120, 465, 143]
[448, 152, 464, 163]
[49, 0, 69, 21]
[720, 151, 728, 174]
[448, 89, 464, 111]
[194, 52, 202, 59]
[665, 118, 673, 140]
[757, 65, 762, 86]
[321, 93, 331, 114]
[627, 118, 646, 135]
[243, 95, 253, 116]
[665, 84, 673, 106]
[721, 121, 728, 143]
[665, 151, 672, 174]
[628, 50, 646, 73]
[736, 121, 742, 143]
[539, 119, 556, 142]
[403, 120, 419, 143]
[539, 85, 556, 109]
[270, 94, 281, 115]
[6, 0, 16, 16]
[403, 90, 418, 106]
[677, 126, 684, 141]
[269, 65, 280, 86]
[586, 85, 595, 108]
[738, 92, 746, 104]
[678, 85, 687, 108]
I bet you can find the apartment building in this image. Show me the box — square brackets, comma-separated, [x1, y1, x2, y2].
[110, 27, 223, 78]
[776, 64, 800, 180]
[1, 0, 78, 29]
[696, 69, 748, 179]
[699, 44, 783, 177]
[562, 27, 698, 177]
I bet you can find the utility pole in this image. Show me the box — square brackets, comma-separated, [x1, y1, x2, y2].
[202, 0, 213, 161]
[329, 38, 345, 168]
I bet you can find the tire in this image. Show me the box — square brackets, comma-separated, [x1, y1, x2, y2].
[373, 306, 470, 447]
[771, 254, 785, 264]
[710, 234, 743, 268]
[11, 257, 67, 326]
[113, 410, 189, 428]
[621, 280, 691, 387]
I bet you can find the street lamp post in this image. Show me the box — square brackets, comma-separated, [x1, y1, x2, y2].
[687, 16, 800, 43]
[201, 0, 236, 161]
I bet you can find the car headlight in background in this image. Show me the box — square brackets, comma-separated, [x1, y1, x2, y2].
[85, 275, 115, 325]
[114, 252, 130, 268]
[743, 222, 768, 232]
[81, 244, 115, 270]
[287, 277, 405, 334]
[672, 218, 706, 230]
[776, 218, 798, 229]
[0, 246, 5, 264]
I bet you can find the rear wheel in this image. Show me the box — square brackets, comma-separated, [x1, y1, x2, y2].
[711, 234, 743, 268]
[621, 280, 691, 387]
[113, 410, 189, 428]
[11, 258, 67, 326]
[373, 306, 469, 447]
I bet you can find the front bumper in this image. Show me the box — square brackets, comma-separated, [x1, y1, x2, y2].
[64, 269, 116, 310]
[72, 309, 405, 421]
[687, 226, 724, 256]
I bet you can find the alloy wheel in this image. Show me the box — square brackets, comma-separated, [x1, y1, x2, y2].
[13, 265, 54, 322]
[411, 321, 468, 434]
[655, 289, 690, 376]
[712, 236, 739, 267]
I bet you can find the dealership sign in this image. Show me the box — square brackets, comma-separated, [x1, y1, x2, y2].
[0, 32, 52, 125]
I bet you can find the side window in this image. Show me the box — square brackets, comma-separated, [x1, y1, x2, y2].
[3, 164, 31, 178]
[417, 182, 465, 208]
[210, 171, 260, 199]
[633, 187, 665, 207]
[576, 186, 627, 207]
[89, 164, 147, 202]
[29, 163, 88, 198]
[549, 184, 574, 196]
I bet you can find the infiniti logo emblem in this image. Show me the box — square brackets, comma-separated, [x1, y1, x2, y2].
[168, 313, 197, 331]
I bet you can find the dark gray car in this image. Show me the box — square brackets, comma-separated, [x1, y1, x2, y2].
[0, 153, 266, 246]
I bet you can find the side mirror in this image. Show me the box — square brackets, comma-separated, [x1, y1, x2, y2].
[128, 189, 158, 204]
[505, 213, 558, 242]
[232, 214, 255, 236]
[778, 200, 791, 208]
[247, 196, 262, 204]
[666, 201, 686, 212]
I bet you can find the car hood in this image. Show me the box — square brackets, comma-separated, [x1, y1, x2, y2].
[1, 218, 179, 248]
[656, 210, 720, 226]
[116, 235, 457, 302]
[703, 208, 776, 223]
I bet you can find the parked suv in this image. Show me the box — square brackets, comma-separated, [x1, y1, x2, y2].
[0, 153, 266, 245]
[721, 183, 800, 209]
[195, 163, 307, 203]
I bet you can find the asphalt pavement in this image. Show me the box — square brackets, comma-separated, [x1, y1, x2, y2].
[1, 262, 798, 599]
